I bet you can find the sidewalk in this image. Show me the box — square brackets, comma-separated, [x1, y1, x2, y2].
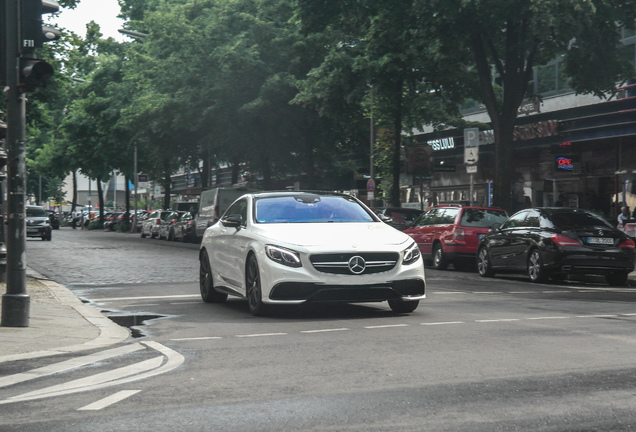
[0, 274, 130, 364]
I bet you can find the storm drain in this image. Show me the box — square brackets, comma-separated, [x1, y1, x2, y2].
[106, 314, 166, 338]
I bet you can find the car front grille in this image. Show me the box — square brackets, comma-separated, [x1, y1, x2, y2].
[310, 252, 399, 275]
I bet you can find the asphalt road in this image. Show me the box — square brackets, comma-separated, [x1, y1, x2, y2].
[4, 227, 636, 431]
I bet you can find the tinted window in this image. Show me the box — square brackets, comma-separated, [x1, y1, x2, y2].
[549, 210, 613, 230]
[255, 195, 374, 223]
[502, 211, 529, 229]
[525, 211, 541, 228]
[225, 198, 248, 223]
[26, 207, 47, 217]
[460, 209, 509, 227]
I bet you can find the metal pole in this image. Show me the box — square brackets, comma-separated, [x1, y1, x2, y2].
[131, 145, 138, 233]
[2, 0, 30, 327]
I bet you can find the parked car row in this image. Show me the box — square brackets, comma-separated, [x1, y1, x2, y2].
[140, 209, 198, 243]
[396, 204, 635, 286]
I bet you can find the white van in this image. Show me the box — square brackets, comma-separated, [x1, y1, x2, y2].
[195, 187, 254, 240]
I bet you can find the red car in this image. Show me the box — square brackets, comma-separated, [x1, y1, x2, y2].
[404, 205, 509, 270]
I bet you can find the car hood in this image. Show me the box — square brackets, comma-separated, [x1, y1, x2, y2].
[253, 222, 412, 249]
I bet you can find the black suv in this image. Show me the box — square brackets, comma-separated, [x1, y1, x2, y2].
[26, 205, 52, 241]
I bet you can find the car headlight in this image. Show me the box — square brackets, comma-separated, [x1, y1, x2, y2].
[402, 242, 421, 265]
[265, 245, 302, 268]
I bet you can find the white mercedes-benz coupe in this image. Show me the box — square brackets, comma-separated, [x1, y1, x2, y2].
[199, 191, 426, 316]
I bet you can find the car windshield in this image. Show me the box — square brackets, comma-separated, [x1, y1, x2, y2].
[255, 195, 375, 223]
[26, 207, 47, 217]
[549, 211, 613, 230]
[460, 209, 509, 227]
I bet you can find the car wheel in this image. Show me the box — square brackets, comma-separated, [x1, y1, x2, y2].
[527, 249, 547, 283]
[246, 254, 267, 316]
[388, 299, 419, 313]
[606, 271, 628, 286]
[432, 243, 448, 270]
[168, 229, 175, 241]
[199, 250, 228, 303]
[477, 247, 495, 277]
[141, 230, 146, 238]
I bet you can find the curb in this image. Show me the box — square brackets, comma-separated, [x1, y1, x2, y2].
[0, 277, 130, 364]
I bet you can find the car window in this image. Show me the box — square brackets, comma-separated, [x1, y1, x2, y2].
[501, 211, 529, 229]
[549, 210, 613, 230]
[225, 198, 248, 224]
[460, 209, 509, 227]
[525, 211, 540, 228]
[26, 207, 47, 217]
[255, 195, 374, 223]
[438, 208, 460, 224]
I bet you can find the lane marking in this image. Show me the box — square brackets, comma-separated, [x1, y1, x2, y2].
[476, 319, 520, 323]
[0, 341, 184, 405]
[77, 390, 141, 411]
[0, 343, 145, 389]
[236, 333, 287, 338]
[94, 294, 199, 302]
[300, 328, 349, 334]
[170, 302, 201, 305]
[575, 314, 618, 318]
[421, 321, 465, 326]
[526, 316, 569, 320]
[170, 336, 222, 341]
[364, 324, 409, 329]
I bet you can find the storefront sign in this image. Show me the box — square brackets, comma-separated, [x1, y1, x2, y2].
[513, 120, 559, 141]
[555, 156, 574, 171]
[427, 137, 455, 151]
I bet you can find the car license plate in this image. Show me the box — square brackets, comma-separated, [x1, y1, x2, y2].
[587, 237, 614, 245]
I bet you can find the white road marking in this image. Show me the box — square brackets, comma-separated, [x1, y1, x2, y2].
[236, 333, 287, 338]
[170, 302, 201, 305]
[170, 336, 223, 341]
[421, 321, 465, 326]
[0, 343, 145, 389]
[300, 328, 349, 334]
[0, 341, 184, 405]
[575, 314, 618, 318]
[364, 324, 409, 329]
[476, 319, 520, 323]
[77, 390, 141, 411]
[526, 316, 569, 320]
[95, 294, 199, 302]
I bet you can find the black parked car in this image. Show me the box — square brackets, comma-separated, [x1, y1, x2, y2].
[477, 207, 635, 286]
[373, 207, 424, 231]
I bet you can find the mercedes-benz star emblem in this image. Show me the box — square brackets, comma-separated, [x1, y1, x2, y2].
[348, 256, 366, 274]
[598, 230, 603, 236]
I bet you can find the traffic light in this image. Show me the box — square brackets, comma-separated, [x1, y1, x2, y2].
[18, 0, 61, 92]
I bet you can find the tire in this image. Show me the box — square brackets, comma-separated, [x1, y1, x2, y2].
[432, 243, 448, 270]
[246, 254, 267, 316]
[168, 229, 175, 242]
[388, 299, 419, 313]
[141, 230, 146, 238]
[199, 250, 228, 303]
[606, 271, 628, 286]
[527, 249, 547, 283]
[477, 247, 495, 277]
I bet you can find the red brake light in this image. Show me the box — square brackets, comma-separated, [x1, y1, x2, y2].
[156, 219, 161, 225]
[618, 239, 636, 249]
[551, 234, 581, 246]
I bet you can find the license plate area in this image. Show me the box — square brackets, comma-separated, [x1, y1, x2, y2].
[586, 237, 614, 245]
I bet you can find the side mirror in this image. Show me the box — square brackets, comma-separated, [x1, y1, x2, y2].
[491, 222, 502, 231]
[221, 214, 243, 228]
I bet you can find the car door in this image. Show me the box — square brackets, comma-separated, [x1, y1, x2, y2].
[436, 207, 461, 248]
[406, 208, 443, 257]
[487, 211, 530, 268]
[212, 197, 251, 292]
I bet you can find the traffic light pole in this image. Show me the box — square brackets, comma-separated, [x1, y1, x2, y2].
[1, 0, 30, 327]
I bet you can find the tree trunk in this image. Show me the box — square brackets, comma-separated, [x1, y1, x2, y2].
[163, 161, 172, 210]
[71, 171, 78, 214]
[96, 177, 104, 222]
[391, 80, 403, 207]
[124, 177, 131, 224]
